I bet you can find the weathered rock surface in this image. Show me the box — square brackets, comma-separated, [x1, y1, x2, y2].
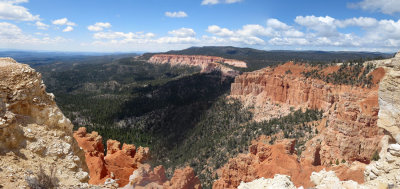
[149, 54, 247, 68]
[362, 52, 400, 188]
[213, 138, 326, 188]
[238, 175, 297, 189]
[310, 169, 367, 189]
[0, 58, 89, 188]
[228, 53, 400, 189]
[230, 62, 385, 165]
[73, 127, 150, 186]
[122, 165, 201, 189]
[148, 54, 243, 77]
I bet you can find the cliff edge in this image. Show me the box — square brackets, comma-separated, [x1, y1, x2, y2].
[0, 58, 89, 188]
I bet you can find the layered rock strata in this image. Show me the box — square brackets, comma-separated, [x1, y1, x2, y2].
[230, 62, 385, 165]
[0, 58, 89, 188]
[148, 54, 244, 77]
[362, 52, 400, 188]
[224, 53, 400, 189]
[73, 127, 149, 186]
[149, 54, 247, 68]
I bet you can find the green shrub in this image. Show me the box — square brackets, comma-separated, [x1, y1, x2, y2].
[372, 151, 380, 161]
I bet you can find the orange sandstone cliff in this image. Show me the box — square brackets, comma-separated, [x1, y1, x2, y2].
[74, 127, 202, 188]
[213, 136, 366, 189]
[73, 127, 149, 186]
[230, 62, 385, 165]
[148, 54, 246, 77]
[214, 62, 387, 188]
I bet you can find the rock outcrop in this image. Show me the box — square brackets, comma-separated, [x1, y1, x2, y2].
[213, 138, 326, 188]
[0, 58, 89, 188]
[224, 53, 400, 189]
[123, 165, 201, 189]
[148, 54, 244, 77]
[238, 175, 297, 189]
[362, 52, 400, 188]
[230, 62, 385, 165]
[73, 127, 149, 186]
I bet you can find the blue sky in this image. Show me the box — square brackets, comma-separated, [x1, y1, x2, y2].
[1, 0, 400, 52]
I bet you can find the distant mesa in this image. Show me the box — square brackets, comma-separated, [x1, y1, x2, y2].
[148, 54, 247, 77]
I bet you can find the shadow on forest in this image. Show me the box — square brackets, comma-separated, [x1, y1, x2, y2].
[105, 71, 233, 149]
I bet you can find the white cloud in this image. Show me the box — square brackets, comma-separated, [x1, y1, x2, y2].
[335, 17, 378, 28]
[93, 31, 155, 40]
[295, 15, 338, 37]
[225, 0, 242, 3]
[62, 26, 73, 32]
[0, 0, 39, 21]
[201, 0, 242, 5]
[35, 21, 49, 30]
[205, 19, 305, 46]
[206, 25, 234, 37]
[165, 11, 187, 18]
[201, 0, 219, 5]
[0, 21, 67, 46]
[52, 18, 76, 26]
[267, 18, 290, 30]
[88, 22, 111, 31]
[168, 28, 195, 37]
[349, 0, 400, 14]
[52, 18, 76, 32]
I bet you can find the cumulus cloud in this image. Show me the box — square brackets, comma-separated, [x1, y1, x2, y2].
[266, 18, 290, 30]
[204, 19, 305, 46]
[88, 22, 111, 31]
[0, 0, 39, 21]
[165, 11, 187, 18]
[91, 27, 199, 46]
[52, 18, 76, 26]
[35, 21, 49, 30]
[0, 21, 67, 47]
[349, 0, 400, 15]
[93, 31, 155, 41]
[62, 26, 73, 32]
[295, 15, 338, 37]
[168, 28, 195, 37]
[52, 18, 76, 32]
[79, 16, 400, 52]
[201, 0, 242, 5]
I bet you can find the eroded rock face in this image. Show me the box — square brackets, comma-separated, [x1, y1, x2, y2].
[226, 54, 400, 189]
[238, 175, 297, 189]
[230, 62, 385, 165]
[149, 54, 247, 68]
[163, 166, 202, 189]
[362, 53, 400, 188]
[73, 127, 150, 186]
[123, 165, 201, 189]
[0, 58, 89, 188]
[213, 138, 325, 188]
[148, 54, 243, 77]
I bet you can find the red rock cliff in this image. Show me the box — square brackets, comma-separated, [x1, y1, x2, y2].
[73, 127, 149, 186]
[213, 136, 366, 189]
[74, 127, 202, 189]
[230, 62, 385, 165]
[148, 54, 245, 77]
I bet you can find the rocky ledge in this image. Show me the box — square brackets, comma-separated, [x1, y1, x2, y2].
[0, 58, 89, 188]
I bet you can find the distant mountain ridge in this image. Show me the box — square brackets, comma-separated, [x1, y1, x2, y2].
[142, 46, 393, 71]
